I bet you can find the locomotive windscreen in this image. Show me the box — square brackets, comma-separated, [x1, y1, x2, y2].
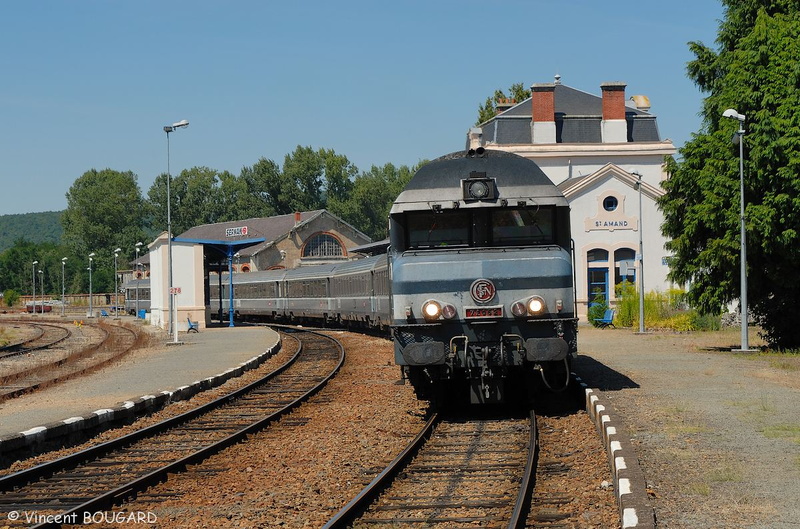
[408, 211, 470, 248]
[490, 207, 554, 245]
[404, 206, 556, 250]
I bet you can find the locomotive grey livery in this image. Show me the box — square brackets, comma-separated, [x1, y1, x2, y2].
[389, 149, 577, 403]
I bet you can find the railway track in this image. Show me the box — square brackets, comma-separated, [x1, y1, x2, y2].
[0, 328, 343, 528]
[0, 321, 137, 402]
[0, 323, 71, 359]
[325, 410, 537, 528]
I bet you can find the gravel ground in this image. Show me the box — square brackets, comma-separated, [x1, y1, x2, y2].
[573, 324, 800, 529]
[114, 331, 430, 528]
[61, 330, 615, 528]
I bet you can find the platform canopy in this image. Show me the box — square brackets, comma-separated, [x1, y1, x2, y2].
[173, 235, 266, 327]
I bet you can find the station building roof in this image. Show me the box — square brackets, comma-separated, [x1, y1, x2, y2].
[173, 209, 371, 260]
[478, 81, 661, 145]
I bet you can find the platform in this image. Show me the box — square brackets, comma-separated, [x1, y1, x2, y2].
[0, 324, 280, 451]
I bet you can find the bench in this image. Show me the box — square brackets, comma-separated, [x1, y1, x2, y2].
[187, 318, 199, 333]
[594, 309, 616, 329]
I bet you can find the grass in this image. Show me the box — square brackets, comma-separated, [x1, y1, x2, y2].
[707, 465, 743, 483]
[661, 404, 710, 436]
[687, 464, 744, 496]
[761, 424, 800, 444]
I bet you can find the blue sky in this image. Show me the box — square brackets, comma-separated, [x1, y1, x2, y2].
[0, 0, 723, 215]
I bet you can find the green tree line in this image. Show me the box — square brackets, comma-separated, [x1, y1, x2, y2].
[1, 145, 422, 303]
[661, 1, 800, 348]
[0, 212, 63, 253]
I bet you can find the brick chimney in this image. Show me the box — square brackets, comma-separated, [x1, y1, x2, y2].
[600, 82, 627, 143]
[495, 98, 515, 114]
[294, 211, 302, 226]
[531, 83, 556, 143]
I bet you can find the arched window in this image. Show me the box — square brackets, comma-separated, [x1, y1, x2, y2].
[587, 248, 609, 306]
[587, 249, 609, 263]
[614, 248, 636, 287]
[302, 233, 345, 258]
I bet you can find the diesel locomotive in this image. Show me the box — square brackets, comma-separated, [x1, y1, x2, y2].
[207, 149, 577, 404]
[389, 149, 577, 403]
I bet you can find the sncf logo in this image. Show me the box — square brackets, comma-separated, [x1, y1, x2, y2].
[470, 279, 496, 303]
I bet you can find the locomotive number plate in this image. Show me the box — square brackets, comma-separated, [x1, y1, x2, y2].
[465, 306, 503, 319]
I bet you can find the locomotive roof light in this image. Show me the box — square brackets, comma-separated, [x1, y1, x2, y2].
[463, 171, 497, 201]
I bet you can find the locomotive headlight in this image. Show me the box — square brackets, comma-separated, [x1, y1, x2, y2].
[442, 304, 457, 320]
[511, 301, 527, 318]
[422, 300, 442, 321]
[527, 296, 547, 316]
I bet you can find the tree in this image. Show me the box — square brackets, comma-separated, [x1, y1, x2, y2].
[147, 167, 254, 234]
[329, 162, 419, 241]
[476, 82, 531, 125]
[240, 146, 359, 216]
[239, 158, 282, 216]
[3, 289, 20, 308]
[660, 3, 800, 348]
[62, 169, 149, 292]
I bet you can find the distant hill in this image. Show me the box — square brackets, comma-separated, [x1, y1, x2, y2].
[0, 211, 63, 252]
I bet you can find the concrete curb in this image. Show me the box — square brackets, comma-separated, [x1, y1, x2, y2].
[575, 375, 655, 529]
[0, 338, 282, 457]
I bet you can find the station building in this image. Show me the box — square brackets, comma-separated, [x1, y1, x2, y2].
[470, 77, 676, 317]
[142, 77, 674, 329]
[146, 210, 371, 331]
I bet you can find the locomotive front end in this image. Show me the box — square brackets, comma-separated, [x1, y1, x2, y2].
[389, 149, 577, 404]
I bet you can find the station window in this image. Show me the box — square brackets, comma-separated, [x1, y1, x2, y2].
[603, 196, 618, 212]
[303, 233, 344, 258]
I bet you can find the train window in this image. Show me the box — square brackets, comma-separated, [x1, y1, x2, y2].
[490, 208, 555, 246]
[407, 211, 470, 249]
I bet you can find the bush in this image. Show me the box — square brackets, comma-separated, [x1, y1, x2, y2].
[615, 281, 637, 327]
[3, 289, 19, 308]
[587, 290, 609, 328]
[614, 285, 721, 331]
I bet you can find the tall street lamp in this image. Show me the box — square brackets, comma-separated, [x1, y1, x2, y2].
[32, 260, 38, 315]
[114, 248, 122, 316]
[61, 257, 68, 317]
[164, 119, 189, 342]
[632, 171, 645, 334]
[38, 269, 44, 313]
[135, 242, 143, 318]
[88, 252, 96, 317]
[722, 108, 755, 352]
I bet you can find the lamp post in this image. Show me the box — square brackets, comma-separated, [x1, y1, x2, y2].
[61, 257, 68, 317]
[88, 252, 95, 317]
[113, 248, 121, 316]
[164, 119, 189, 343]
[32, 260, 38, 315]
[632, 171, 645, 334]
[722, 108, 755, 352]
[135, 242, 143, 318]
[38, 269, 44, 313]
